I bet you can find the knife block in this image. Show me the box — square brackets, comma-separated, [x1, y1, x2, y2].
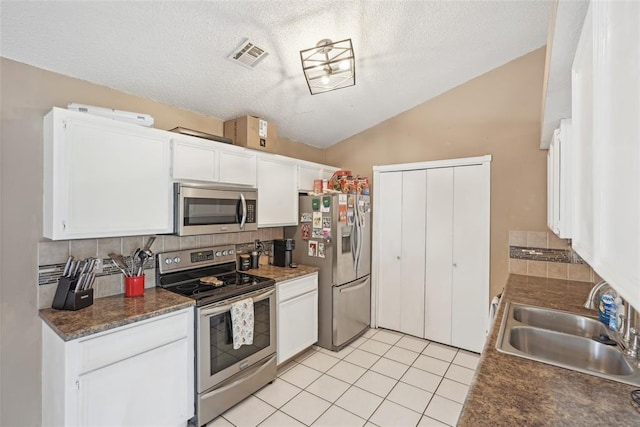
[52, 277, 94, 310]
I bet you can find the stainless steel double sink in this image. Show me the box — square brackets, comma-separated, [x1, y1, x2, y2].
[496, 302, 640, 386]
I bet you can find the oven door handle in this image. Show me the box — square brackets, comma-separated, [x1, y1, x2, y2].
[199, 288, 274, 317]
[239, 193, 247, 229]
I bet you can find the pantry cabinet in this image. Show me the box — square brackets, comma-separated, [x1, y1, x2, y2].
[257, 154, 299, 227]
[571, 1, 640, 310]
[43, 108, 173, 240]
[373, 156, 491, 353]
[42, 308, 194, 427]
[276, 273, 319, 364]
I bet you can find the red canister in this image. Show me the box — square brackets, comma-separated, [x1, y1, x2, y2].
[125, 275, 145, 297]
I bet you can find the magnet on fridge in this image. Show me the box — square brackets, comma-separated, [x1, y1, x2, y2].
[312, 198, 320, 211]
[301, 212, 312, 222]
[312, 212, 322, 228]
[318, 242, 326, 258]
[308, 240, 318, 257]
[301, 224, 311, 240]
[322, 217, 331, 228]
[339, 205, 347, 222]
[339, 194, 347, 205]
[347, 209, 354, 225]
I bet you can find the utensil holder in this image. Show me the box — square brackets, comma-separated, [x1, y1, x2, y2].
[52, 277, 94, 310]
[125, 275, 145, 297]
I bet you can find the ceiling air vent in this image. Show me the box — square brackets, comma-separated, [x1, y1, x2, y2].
[228, 39, 268, 69]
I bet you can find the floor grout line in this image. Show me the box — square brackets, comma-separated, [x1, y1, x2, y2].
[210, 328, 477, 427]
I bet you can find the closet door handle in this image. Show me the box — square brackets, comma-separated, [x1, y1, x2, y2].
[453, 263, 458, 268]
[396, 256, 400, 260]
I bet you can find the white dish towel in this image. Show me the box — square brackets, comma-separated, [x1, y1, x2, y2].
[230, 297, 254, 350]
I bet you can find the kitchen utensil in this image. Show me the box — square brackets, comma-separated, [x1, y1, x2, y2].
[109, 253, 131, 277]
[62, 256, 74, 277]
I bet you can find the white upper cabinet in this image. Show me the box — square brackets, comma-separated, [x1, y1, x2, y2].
[218, 146, 257, 187]
[257, 153, 298, 227]
[571, 1, 640, 309]
[171, 136, 257, 187]
[171, 137, 218, 182]
[297, 160, 339, 192]
[590, 1, 640, 308]
[43, 108, 173, 240]
[547, 119, 573, 238]
[571, 3, 595, 265]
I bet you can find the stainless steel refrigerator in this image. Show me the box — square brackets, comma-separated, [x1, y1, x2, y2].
[285, 194, 371, 351]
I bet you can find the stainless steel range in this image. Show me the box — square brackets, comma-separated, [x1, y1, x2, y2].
[156, 245, 276, 427]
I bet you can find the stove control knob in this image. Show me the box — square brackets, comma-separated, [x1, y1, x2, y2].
[222, 250, 228, 256]
[165, 258, 172, 265]
[229, 249, 235, 255]
[215, 251, 222, 257]
[173, 256, 181, 264]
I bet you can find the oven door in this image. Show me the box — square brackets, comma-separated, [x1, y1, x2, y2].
[175, 184, 258, 236]
[197, 287, 276, 393]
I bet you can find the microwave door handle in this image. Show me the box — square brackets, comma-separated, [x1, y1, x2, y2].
[239, 193, 247, 229]
[199, 288, 274, 317]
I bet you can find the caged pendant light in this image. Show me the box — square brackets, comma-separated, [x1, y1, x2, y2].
[300, 38, 355, 95]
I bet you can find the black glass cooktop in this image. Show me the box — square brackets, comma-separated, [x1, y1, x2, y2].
[158, 265, 274, 306]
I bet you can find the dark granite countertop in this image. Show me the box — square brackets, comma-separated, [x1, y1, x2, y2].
[39, 287, 195, 341]
[40, 265, 317, 342]
[458, 274, 639, 426]
[245, 264, 319, 282]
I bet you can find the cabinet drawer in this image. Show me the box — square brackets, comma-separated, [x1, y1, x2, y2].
[277, 274, 318, 302]
[78, 308, 191, 373]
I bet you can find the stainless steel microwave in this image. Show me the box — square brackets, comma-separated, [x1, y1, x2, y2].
[174, 184, 258, 236]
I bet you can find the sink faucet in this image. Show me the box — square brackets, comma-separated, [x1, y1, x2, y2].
[584, 280, 610, 310]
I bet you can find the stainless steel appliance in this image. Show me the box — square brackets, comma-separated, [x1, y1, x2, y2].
[156, 245, 276, 427]
[174, 184, 257, 236]
[285, 194, 371, 351]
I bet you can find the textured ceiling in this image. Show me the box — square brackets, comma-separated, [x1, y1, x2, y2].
[1, 0, 552, 148]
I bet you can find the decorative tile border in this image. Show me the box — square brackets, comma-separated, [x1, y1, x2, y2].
[509, 246, 585, 264]
[38, 257, 155, 286]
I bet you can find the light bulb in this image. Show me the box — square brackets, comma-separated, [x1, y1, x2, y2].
[321, 75, 330, 85]
[339, 60, 350, 71]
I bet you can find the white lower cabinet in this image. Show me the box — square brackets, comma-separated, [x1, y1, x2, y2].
[42, 308, 194, 427]
[276, 273, 318, 364]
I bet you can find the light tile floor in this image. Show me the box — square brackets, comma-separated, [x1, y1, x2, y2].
[207, 328, 479, 427]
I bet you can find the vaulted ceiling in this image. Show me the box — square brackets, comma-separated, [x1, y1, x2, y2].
[1, 0, 553, 148]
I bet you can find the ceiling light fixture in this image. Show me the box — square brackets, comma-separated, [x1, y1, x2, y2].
[300, 38, 355, 95]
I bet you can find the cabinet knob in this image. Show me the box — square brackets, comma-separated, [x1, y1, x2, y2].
[453, 263, 458, 268]
[397, 256, 400, 260]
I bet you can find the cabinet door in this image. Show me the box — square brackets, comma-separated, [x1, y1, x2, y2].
[591, 1, 640, 308]
[78, 339, 190, 427]
[424, 167, 453, 344]
[451, 164, 490, 353]
[375, 172, 403, 331]
[298, 162, 322, 192]
[44, 112, 172, 239]
[277, 275, 318, 364]
[400, 170, 426, 337]
[571, 4, 596, 265]
[547, 138, 556, 232]
[322, 166, 339, 182]
[218, 148, 257, 187]
[256, 155, 298, 227]
[171, 138, 217, 182]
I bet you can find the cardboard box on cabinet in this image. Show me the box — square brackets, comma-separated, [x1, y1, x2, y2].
[224, 115, 279, 153]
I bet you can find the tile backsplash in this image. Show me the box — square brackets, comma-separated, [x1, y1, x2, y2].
[508, 230, 600, 283]
[37, 228, 284, 309]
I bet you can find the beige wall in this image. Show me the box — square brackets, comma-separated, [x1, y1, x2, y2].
[325, 47, 548, 299]
[0, 57, 321, 426]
